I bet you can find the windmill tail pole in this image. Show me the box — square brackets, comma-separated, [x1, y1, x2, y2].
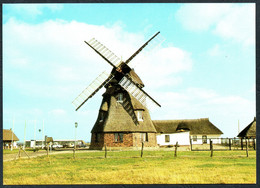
[125, 31, 160, 65]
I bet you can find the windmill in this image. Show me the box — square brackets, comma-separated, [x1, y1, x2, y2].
[72, 32, 161, 111]
[72, 32, 162, 149]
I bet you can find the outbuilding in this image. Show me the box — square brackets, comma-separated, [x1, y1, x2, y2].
[3, 129, 19, 149]
[237, 117, 256, 139]
[153, 118, 223, 146]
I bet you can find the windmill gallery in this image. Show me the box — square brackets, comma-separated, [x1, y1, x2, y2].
[72, 32, 223, 150]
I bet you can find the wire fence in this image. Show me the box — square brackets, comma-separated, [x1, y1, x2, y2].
[190, 138, 256, 151]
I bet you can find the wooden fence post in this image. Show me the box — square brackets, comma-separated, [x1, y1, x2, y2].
[47, 144, 49, 157]
[241, 138, 243, 150]
[174, 142, 179, 157]
[190, 138, 192, 151]
[229, 139, 231, 150]
[19, 147, 21, 158]
[246, 139, 249, 157]
[105, 144, 107, 158]
[22, 148, 30, 159]
[14, 146, 21, 160]
[210, 140, 213, 157]
[141, 142, 144, 158]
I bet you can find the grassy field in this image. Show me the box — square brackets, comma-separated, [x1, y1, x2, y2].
[3, 150, 256, 184]
[3, 148, 40, 155]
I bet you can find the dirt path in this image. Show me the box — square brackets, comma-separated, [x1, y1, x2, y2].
[3, 148, 106, 162]
[3, 150, 85, 162]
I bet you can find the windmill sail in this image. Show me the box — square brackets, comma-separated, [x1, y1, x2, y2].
[85, 38, 122, 68]
[118, 75, 161, 110]
[125, 32, 160, 65]
[144, 33, 165, 52]
[72, 71, 114, 111]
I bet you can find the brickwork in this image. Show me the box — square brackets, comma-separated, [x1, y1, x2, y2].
[104, 133, 133, 147]
[90, 133, 134, 149]
[90, 132, 157, 149]
[89, 133, 104, 149]
[132, 133, 157, 147]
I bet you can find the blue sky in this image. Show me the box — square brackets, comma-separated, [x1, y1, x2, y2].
[3, 3, 255, 142]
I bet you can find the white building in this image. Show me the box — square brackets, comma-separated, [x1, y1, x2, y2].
[153, 118, 223, 146]
[156, 131, 190, 146]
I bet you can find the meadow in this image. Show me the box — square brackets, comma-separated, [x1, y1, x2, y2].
[3, 150, 256, 184]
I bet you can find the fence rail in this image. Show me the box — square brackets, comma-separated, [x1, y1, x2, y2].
[190, 138, 256, 151]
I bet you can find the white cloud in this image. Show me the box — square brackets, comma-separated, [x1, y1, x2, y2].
[3, 18, 194, 141]
[3, 18, 192, 102]
[176, 4, 231, 31]
[10, 4, 63, 17]
[3, 17, 254, 139]
[213, 4, 255, 46]
[207, 44, 222, 57]
[187, 88, 218, 99]
[175, 3, 255, 46]
[150, 87, 255, 137]
[132, 45, 192, 89]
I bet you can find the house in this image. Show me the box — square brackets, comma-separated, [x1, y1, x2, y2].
[90, 69, 157, 149]
[237, 117, 256, 139]
[153, 118, 223, 146]
[3, 129, 19, 149]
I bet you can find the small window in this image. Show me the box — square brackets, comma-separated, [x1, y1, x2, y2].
[114, 133, 124, 142]
[117, 93, 123, 103]
[99, 111, 104, 122]
[202, 135, 207, 144]
[193, 135, 197, 141]
[114, 133, 118, 142]
[119, 133, 123, 142]
[140, 133, 148, 142]
[165, 135, 170, 143]
[136, 110, 144, 121]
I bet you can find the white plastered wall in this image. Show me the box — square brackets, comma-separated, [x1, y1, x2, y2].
[190, 134, 222, 144]
[156, 131, 190, 146]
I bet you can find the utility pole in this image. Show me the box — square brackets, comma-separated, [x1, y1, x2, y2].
[11, 118, 14, 151]
[23, 120, 26, 150]
[238, 120, 240, 135]
[42, 120, 44, 149]
[34, 120, 36, 149]
[74, 122, 78, 159]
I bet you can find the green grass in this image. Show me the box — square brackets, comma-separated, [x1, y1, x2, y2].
[3, 150, 256, 184]
[3, 148, 45, 155]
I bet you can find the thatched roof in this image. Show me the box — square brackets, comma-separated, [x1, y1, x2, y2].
[3, 129, 19, 141]
[46, 137, 53, 143]
[108, 69, 144, 88]
[128, 69, 144, 87]
[153, 118, 223, 135]
[92, 80, 156, 133]
[237, 117, 256, 138]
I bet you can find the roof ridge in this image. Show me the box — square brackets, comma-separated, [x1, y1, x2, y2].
[152, 118, 209, 122]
